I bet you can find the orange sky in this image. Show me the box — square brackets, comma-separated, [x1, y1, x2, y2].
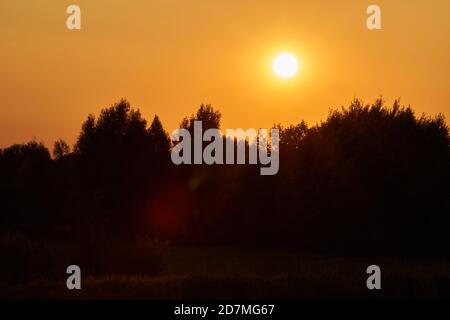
[1, 0, 449, 147]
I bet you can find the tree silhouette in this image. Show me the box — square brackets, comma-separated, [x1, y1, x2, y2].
[53, 139, 71, 160]
[148, 115, 171, 157]
[0, 141, 52, 233]
[0, 98, 448, 256]
[181, 103, 222, 132]
[71, 99, 169, 235]
[290, 99, 450, 254]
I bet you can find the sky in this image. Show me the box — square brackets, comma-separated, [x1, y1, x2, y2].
[1, 0, 449, 147]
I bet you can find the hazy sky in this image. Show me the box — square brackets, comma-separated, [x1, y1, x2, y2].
[1, 0, 449, 147]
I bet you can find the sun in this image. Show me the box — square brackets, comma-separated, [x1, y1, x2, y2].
[272, 53, 299, 79]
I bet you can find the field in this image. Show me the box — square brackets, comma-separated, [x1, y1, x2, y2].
[2, 246, 450, 299]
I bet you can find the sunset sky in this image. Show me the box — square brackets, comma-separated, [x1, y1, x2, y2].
[1, 0, 449, 147]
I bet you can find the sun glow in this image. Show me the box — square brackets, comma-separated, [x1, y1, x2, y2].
[272, 53, 299, 79]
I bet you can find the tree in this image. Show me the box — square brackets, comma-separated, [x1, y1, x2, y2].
[72, 99, 170, 235]
[294, 98, 450, 254]
[74, 99, 148, 160]
[278, 121, 308, 150]
[73, 114, 96, 156]
[53, 139, 71, 160]
[148, 115, 170, 155]
[181, 104, 221, 132]
[0, 141, 52, 232]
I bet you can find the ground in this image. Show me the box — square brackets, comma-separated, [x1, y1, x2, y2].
[2, 247, 449, 299]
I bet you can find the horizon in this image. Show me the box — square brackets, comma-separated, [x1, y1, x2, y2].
[0, 97, 445, 150]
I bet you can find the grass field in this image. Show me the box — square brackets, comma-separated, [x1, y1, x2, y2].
[2, 246, 450, 299]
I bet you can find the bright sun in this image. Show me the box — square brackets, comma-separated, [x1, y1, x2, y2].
[272, 53, 299, 79]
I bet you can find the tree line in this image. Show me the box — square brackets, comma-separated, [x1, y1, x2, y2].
[0, 98, 449, 256]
